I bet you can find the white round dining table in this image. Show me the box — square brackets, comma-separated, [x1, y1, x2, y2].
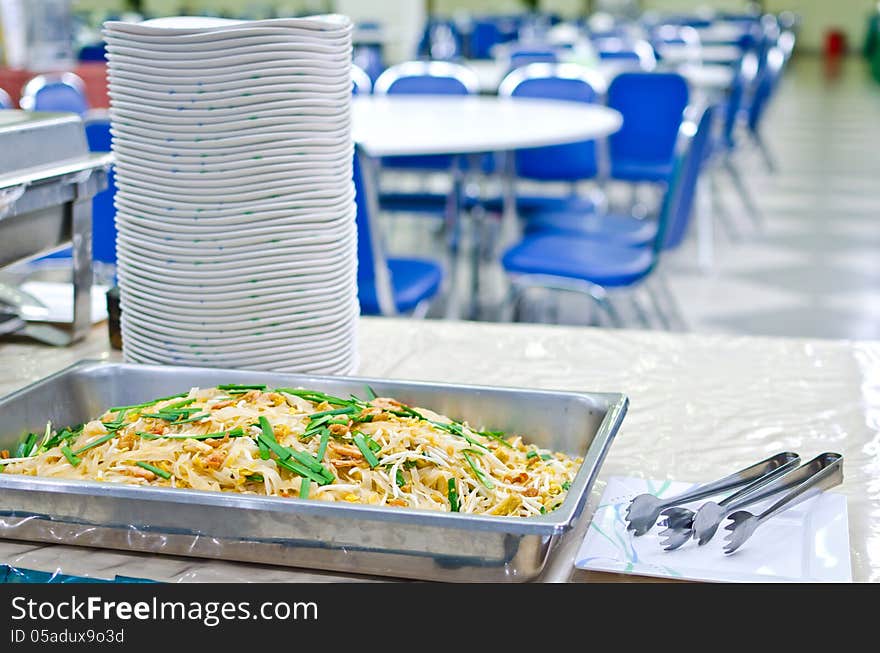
[351, 94, 622, 320]
[352, 95, 622, 157]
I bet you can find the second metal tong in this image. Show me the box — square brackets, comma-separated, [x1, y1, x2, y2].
[624, 452, 800, 536]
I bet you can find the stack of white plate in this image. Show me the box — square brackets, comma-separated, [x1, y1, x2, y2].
[103, 15, 357, 374]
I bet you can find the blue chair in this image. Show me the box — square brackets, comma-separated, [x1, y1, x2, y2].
[19, 73, 89, 116]
[78, 42, 107, 62]
[373, 61, 478, 218]
[501, 104, 714, 329]
[607, 72, 689, 184]
[507, 47, 559, 72]
[354, 145, 443, 317]
[483, 63, 606, 219]
[353, 43, 384, 83]
[417, 19, 463, 61]
[351, 64, 372, 95]
[593, 38, 657, 70]
[0, 88, 11, 109]
[746, 47, 785, 172]
[526, 104, 715, 250]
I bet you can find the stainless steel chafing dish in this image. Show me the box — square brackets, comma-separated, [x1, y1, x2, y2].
[0, 362, 628, 582]
[0, 110, 112, 344]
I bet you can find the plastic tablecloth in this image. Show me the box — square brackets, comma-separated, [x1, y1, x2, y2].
[0, 318, 878, 582]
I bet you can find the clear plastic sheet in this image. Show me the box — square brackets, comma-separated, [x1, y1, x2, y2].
[1, 319, 878, 581]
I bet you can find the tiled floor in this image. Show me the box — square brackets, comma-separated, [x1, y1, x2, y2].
[383, 54, 880, 341]
[662, 54, 880, 340]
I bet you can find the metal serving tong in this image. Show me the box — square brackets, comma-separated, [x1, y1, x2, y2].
[722, 452, 843, 554]
[658, 452, 802, 550]
[624, 452, 800, 536]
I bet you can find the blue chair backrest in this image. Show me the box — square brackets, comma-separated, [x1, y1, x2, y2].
[500, 64, 603, 181]
[607, 72, 689, 170]
[661, 104, 715, 250]
[0, 88, 11, 109]
[351, 64, 372, 95]
[353, 145, 395, 315]
[374, 62, 476, 170]
[78, 42, 107, 62]
[508, 48, 558, 72]
[747, 47, 785, 132]
[720, 53, 757, 150]
[417, 19, 462, 61]
[84, 118, 117, 265]
[353, 44, 384, 83]
[27, 79, 89, 116]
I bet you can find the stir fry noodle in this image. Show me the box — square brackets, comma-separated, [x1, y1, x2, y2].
[0, 385, 580, 517]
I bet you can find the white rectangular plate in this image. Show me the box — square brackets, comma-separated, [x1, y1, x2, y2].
[575, 476, 852, 582]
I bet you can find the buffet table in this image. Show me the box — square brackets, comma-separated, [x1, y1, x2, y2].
[1, 319, 878, 582]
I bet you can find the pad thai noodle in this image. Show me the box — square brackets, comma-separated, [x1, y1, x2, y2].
[0, 384, 580, 517]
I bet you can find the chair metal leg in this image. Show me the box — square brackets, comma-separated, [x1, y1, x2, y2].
[696, 176, 714, 271]
[655, 273, 689, 332]
[751, 130, 779, 174]
[644, 283, 673, 331]
[709, 170, 743, 242]
[599, 295, 624, 328]
[628, 294, 653, 329]
[723, 158, 763, 230]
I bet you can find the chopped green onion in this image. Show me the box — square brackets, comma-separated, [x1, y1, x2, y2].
[275, 388, 353, 407]
[403, 460, 419, 469]
[61, 445, 81, 467]
[15, 433, 37, 458]
[109, 392, 189, 412]
[448, 478, 459, 512]
[396, 469, 406, 487]
[430, 420, 489, 452]
[72, 432, 117, 455]
[135, 427, 244, 441]
[540, 453, 552, 461]
[169, 413, 211, 425]
[462, 448, 485, 455]
[136, 461, 171, 480]
[561, 481, 571, 491]
[299, 478, 311, 499]
[478, 429, 514, 448]
[352, 433, 379, 468]
[308, 406, 357, 420]
[540, 506, 546, 514]
[161, 398, 196, 411]
[289, 449, 326, 475]
[248, 473, 264, 482]
[276, 456, 333, 486]
[257, 438, 270, 460]
[365, 385, 377, 400]
[364, 434, 382, 453]
[463, 452, 494, 489]
[526, 451, 538, 460]
[217, 384, 266, 391]
[314, 432, 329, 462]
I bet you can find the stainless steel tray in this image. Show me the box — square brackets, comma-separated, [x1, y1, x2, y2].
[0, 361, 627, 581]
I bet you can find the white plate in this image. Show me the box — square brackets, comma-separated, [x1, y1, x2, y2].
[110, 112, 350, 135]
[112, 157, 348, 183]
[121, 303, 357, 341]
[115, 190, 354, 214]
[121, 276, 352, 308]
[121, 300, 357, 337]
[116, 230, 355, 268]
[117, 242, 355, 280]
[108, 73, 352, 96]
[114, 185, 354, 213]
[111, 120, 350, 144]
[109, 97, 349, 121]
[112, 142, 353, 168]
[121, 317, 355, 353]
[112, 132, 351, 157]
[103, 31, 351, 52]
[115, 208, 354, 234]
[107, 41, 351, 62]
[108, 77, 351, 101]
[105, 15, 349, 34]
[105, 15, 350, 34]
[574, 476, 852, 583]
[114, 168, 351, 197]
